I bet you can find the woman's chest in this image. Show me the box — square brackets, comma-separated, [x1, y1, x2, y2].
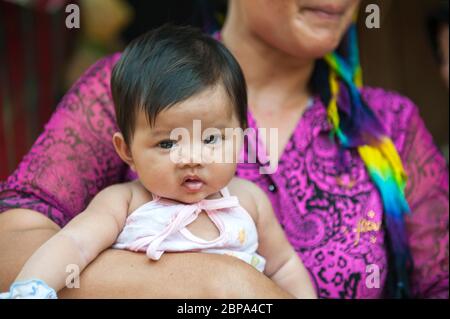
[250, 107, 307, 160]
[237, 130, 389, 298]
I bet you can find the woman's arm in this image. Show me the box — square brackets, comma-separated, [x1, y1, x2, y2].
[0, 53, 127, 228]
[12, 184, 131, 293]
[0, 209, 291, 298]
[401, 103, 449, 298]
[248, 181, 317, 299]
[363, 88, 448, 298]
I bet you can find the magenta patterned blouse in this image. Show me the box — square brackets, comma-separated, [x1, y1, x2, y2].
[0, 54, 448, 298]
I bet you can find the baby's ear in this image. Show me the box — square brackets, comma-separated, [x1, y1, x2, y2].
[112, 132, 136, 171]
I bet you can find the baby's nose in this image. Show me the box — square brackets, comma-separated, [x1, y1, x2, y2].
[174, 143, 204, 167]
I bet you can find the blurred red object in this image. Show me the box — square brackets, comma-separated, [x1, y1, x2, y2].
[0, 0, 77, 180]
[4, 0, 68, 12]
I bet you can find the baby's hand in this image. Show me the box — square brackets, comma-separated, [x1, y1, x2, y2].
[0, 279, 57, 299]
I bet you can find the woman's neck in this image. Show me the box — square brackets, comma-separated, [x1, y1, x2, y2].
[221, 19, 315, 111]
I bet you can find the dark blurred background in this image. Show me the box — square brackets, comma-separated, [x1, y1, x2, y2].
[0, 0, 448, 180]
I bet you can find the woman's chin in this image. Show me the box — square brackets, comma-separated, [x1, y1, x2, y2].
[288, 26, 345, 58]
[292, 15, 350, 51]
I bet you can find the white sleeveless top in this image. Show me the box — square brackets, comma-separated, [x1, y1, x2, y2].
[113, 187, 266, 272]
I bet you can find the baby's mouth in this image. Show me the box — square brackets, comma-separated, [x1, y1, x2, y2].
[182, 175, 205, 192]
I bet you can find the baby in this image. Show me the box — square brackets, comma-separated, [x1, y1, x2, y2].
[1, 25, 316, 299]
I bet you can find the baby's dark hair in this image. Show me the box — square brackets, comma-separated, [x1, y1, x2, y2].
[111, 24, 248, 145]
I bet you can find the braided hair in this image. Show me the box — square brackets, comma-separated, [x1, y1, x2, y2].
[311, 16, 413, 298]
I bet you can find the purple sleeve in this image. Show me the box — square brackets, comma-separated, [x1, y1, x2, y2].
[401, 103, 449, 298]
[363, 87, 448, 298]
[0, 53, 127, 227]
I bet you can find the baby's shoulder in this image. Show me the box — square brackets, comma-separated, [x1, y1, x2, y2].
[227, 177, 262, 221]
[99, 180, 152, 215]
[127, 180, 154, 214]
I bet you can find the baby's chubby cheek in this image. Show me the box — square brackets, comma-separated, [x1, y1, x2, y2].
[136, 166, 176, 194]
[208, 162, 238, 188]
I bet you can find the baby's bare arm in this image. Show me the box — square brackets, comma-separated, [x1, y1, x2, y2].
[247, 181, 317, 299]
[13, 183, 132, 292]
[1, 209, 292, 298]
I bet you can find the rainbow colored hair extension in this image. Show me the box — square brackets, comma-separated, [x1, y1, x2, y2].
[324, 19, 413, 298]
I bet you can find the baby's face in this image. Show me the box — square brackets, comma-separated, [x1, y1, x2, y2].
[129, 86, 243, 203]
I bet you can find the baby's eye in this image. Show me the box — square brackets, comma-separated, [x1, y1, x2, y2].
[203, 134, 221, 145]
[158, 140, 177, 149]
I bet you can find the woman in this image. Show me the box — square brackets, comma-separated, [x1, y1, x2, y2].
[0, 0, 448, 298]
